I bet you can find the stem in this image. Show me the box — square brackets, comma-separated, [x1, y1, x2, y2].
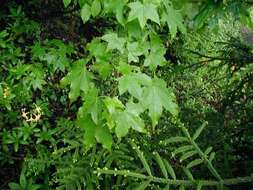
[97, 169, 253, 187]
[181, 126, 222, 181]
[190, 140, 222, 181]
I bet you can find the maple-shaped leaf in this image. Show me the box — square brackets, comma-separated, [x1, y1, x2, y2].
[142, 77, 179, 128]
[114, 100, 146, 138]
[92, 62, 113, 79]
[102, 33, 126, 54]
[87, 38, 112, 62]
[104, 0, 127, 25]
[161, 2, 186, 39]
[77, 115, 112, 149]
[77, 115, 96, 148]
[127, 42, 148, 63]
[118, 72, 152, 99]
[103, 97, 124, 115]
[128, 1, 160, 28]
[43, 52, 69, 72]
[61, 59, 93, 102]
[144, 34, 167, 70]
[114, 110, 145, 138]
[78, 87, 102, 125]
[28, 65, 46, 90]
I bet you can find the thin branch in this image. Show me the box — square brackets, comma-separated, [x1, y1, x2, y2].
[97, 169, 253, 187]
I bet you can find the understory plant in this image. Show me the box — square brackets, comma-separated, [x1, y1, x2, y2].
[0, 0, 253, 189]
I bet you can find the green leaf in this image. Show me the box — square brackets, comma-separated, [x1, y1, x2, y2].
[127, 42, 147, 63]
[118, 72, 151, 99]
[81, 4, 91, 23]
[180, 150, 198, 162]
[95, 125, 113, 150]
[117, 61, 133, 75]
[61, 59, 93, 102]
[133, 180, 151, 190]
[131, 141, 152, 176]
[193, 122, 207, 140]
[104, 97, 124, 115]
[186, 158, 203, 169]
[161, 2, 186, 38]
[91, 0, 101, 17]
[209, 152, 215, 162]
[20, 171, 26, 188]
[104, 0, 127, 25]
[92, 62, 113, 79]
[8, 183, 21, 190]
[87, 39, 112, 63]
[142, 77, 179, 127]
[172, 145, 194, 157]
[102, 33, 126, 54]
[63, 0, 71, 7]
[125, 100, 145, 116]
[163, 159, 176, 180]
[197, 181, 203, 190]
[144, 34, 167, 70]
[204, 146, 213, 156]
[79, 87, 102, 124]
[77, 115, 96, 148]
[128, 2, 160, 28]
[114, 108, 145, 138]
[154, 152, 168, 179]
[161, 136, 188, 144]
[183, 167, 194, 180]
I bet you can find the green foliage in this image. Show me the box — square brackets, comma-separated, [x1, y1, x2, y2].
[0, 0, 253, 189]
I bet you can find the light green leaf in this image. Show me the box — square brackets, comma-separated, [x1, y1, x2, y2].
[81, 4, 91, 23]
[163, 159, 176, 179]
[95, 126, 113, 150]
[183, 167, 194, 180]
[77, 115, 96, 148]
[104, 97, 124, 114]
[209, 152, 215, 162]
[142, 77, 179, 127]
[131, 141, 152, 176]
[161, 136, 188, 144]
[128, 2, 160, 28]
[127, 42, 147, 63]
[125, 100, 145, 116]
[204, 146, 213, 156]
[8, 183, 21, 190]
[180, 150, 198, 162]
[193, 122, 207, 140]
[186, 158, 203, 169]
[133, 180, 151, 190]
[92, 62, 113, 79]
[91, 0, 101, 17]
[172, 145, 194, 157]
[60, 59, 93, 102]
[154, 152, 168, 179]
[63, 0, 71, 7]
[102, 33, 126, 54]
[87, 39, 112, 63]
[161, 2, 186, 39]
[104, 0, 127, 25]
[117, 61, 133, 75]
[118, 72, 151, 99]
[114, 109, 145, 138]
[144, 34, 167, 70]
[79, 87, 102, 124]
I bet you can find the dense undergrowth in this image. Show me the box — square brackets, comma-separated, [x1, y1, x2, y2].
[0, 0, 253, 189]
